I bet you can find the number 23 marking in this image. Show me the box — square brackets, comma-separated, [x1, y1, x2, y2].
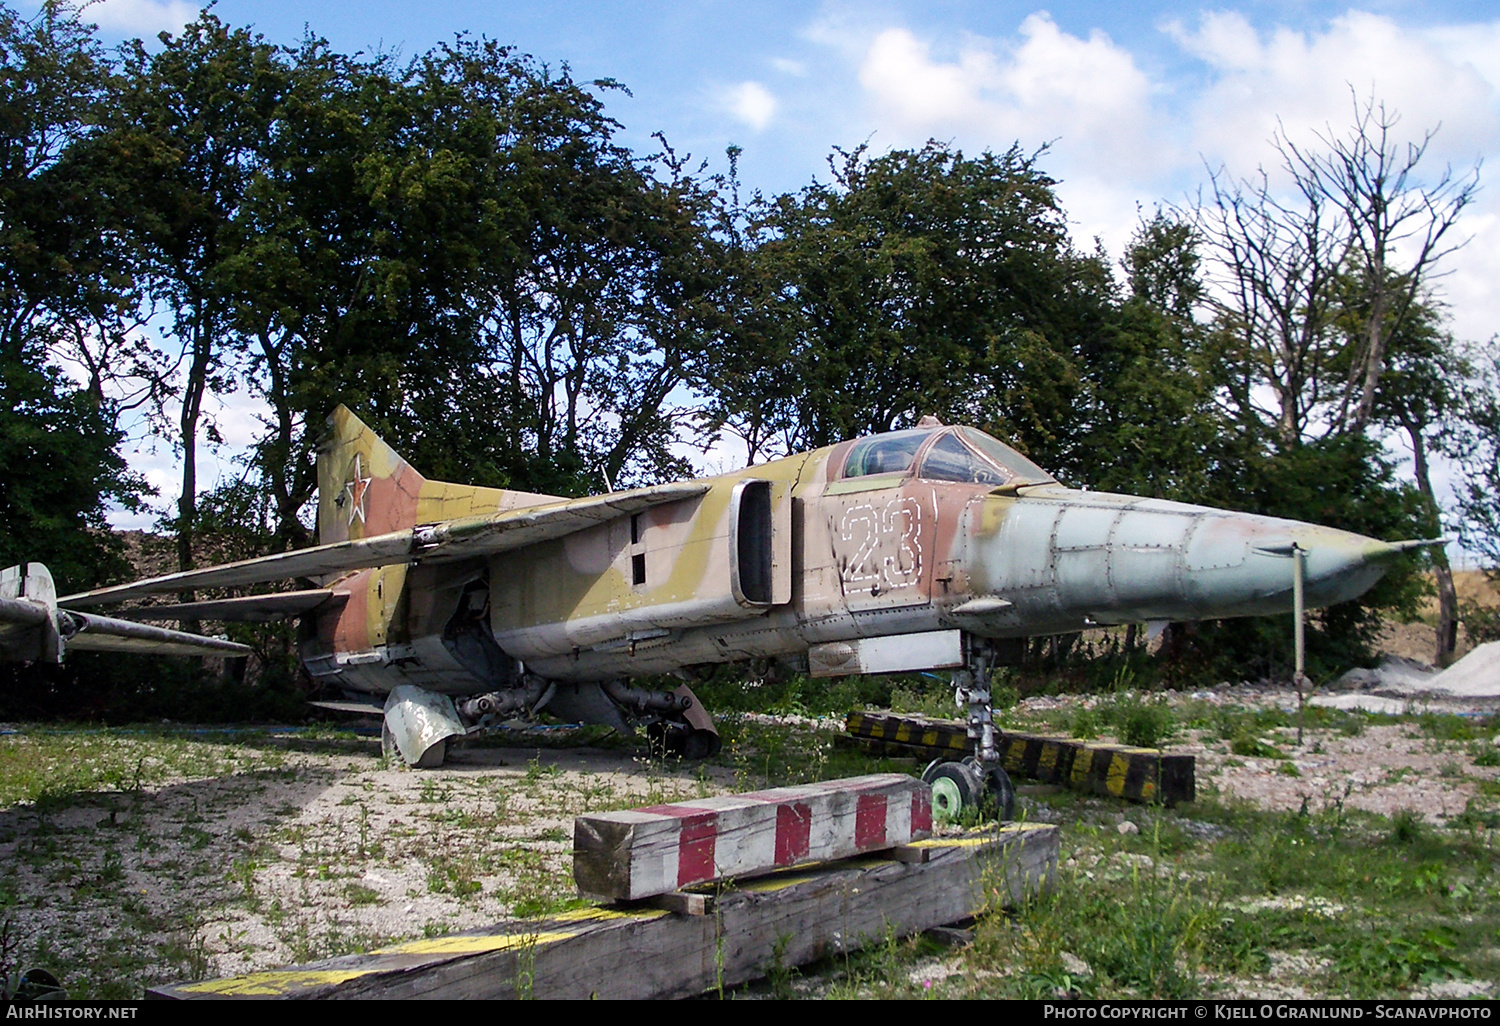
[839, 497, 922, 591]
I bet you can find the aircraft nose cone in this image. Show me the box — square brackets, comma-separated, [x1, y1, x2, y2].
[965, 488, 1425, 631]
[1248, 525, 1399, 608]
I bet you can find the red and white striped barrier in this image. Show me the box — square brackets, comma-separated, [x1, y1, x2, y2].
[573, 773, 933, 901]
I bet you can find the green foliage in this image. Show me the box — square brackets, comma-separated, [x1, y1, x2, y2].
[0, 360, 141, 589]
[1108, 694, 1179, 749]
[1166, 434, 1432, 680]
[1451, 347, 1500, 572]
[1068, 705, 1102, 740]
[686, 665, 893, 718]
[0, 1, 1480, 708]
[974, 827, 1209, 998]
[1229, 734, 1286, 759]
[1389, 809, 1426, 845]
[1470, 744, 1500, 769]
[1066, 669, 1180, 748]
[217, 32, 731, 528]
[705, 141, 1114, 469]
[1078, 212, 1224, 501]
[0, 2, 147, 593]
[888, 683, 955, 720]
[1333, 926, 1464, 989]
[1416, 712, 1491, 743]
[1459, 600, 1500, 646]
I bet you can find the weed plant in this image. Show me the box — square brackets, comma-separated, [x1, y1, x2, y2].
[1470, 743, 1500, 768]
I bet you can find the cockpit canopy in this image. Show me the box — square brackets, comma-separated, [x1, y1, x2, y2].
[840, 427, 1054, 488]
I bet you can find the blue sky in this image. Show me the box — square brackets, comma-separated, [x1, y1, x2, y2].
[76, 3, 1500, 245]
[47, 1, 1500, 547]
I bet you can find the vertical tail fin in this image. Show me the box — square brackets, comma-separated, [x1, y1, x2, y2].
[316, 407, 427, 545]
[317, 406, 568, 546]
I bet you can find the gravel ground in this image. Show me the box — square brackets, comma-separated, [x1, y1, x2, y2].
[2, 682, 1497, 997]
[1015, 684, 1500, 823]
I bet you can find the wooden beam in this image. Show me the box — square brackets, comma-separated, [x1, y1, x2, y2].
[844, 711, 1195, 806]
[573, 773, 932, 902]
[148, 825, 1058, 1000]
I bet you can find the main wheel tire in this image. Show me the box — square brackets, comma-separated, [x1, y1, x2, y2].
[646, 720, 674, 758]
[682, 728, 722, 760]
[923, 760, 984, 823]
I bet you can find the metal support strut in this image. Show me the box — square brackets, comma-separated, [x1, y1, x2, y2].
[954, 643, 999, 768]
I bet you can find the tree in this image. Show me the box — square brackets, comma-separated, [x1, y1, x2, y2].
[705, 142, 1111, 472]
[1193, 144, 1347, 449]
[1191, 100, 1479, 667]
[108, 14, 291, 574]
[0, 1, 121, 364]
[444, 43, 729, 493]
[1455, 342, 1500, 577]
[1071, 212, 1225, 502]
[1298, 99, 1478, 435]
[1348, 289, 1469, 664]
[1192, 96, 1478, 449]
[0, 1, 146, 590]
[210, 34, 731, 568]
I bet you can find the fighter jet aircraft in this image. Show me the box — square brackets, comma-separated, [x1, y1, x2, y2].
[0, 407, 1433, 814]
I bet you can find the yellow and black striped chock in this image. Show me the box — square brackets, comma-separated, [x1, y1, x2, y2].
[844, 710, 1195, 806]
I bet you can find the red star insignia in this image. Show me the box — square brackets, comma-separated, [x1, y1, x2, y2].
[342, 455, 372, 526]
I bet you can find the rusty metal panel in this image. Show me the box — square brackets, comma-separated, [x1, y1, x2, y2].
[1053, 505, 1120, 610]
[771, 481, 792, 606]
[1184, 515, 1252, 571]
[1107, 510, 1190, 611]
[990, 499, 1062, 591]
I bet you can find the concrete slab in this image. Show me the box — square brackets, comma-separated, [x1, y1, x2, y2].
[1309, 694, 1428, 715]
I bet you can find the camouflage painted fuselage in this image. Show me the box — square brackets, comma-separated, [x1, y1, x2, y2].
[304, 411, 1395, 696]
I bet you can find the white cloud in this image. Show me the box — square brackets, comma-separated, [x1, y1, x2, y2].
[726, 81, 778, 132]
[1165, 10, 1500, 177]
[1443, 205, 1500, 343]
[1424, 21, 1500, 94]
[801, 4, 883, 61]
[1160, 10, 1500, 343]
[771, 57, 807, 77]
[854, 16, 1167, 177]
[80, 0, 199, 36]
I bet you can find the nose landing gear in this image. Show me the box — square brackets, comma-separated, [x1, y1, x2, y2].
[919, 640, 1016, 823]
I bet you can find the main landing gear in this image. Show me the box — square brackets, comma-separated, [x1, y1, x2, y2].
[920, 641, 1016, 823]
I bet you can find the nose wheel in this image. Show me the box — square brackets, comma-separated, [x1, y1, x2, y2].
[922, 757, 1016, 823]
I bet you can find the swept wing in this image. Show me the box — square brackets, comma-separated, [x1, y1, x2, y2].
[59, 481, 710, 609]
[0, 563, 250, 661]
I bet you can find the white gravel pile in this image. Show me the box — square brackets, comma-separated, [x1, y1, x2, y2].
[1428, 640, 1500, 698]
[1322, 642, 1500, 713]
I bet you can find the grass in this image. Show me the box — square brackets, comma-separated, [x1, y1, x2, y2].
[2, 704, 1498, 1000]
[712, 703, 1500, 1000]
[796, 794, 1497, 999]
